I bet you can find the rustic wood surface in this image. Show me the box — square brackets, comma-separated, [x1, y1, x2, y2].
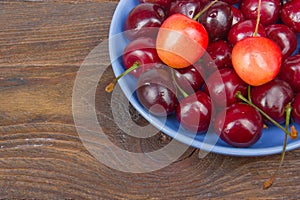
[1, 0, 300, 199]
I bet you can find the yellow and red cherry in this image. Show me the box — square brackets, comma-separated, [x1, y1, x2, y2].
[232, 36, 282, 86]
[231, 0, 282, 86]
[156, 13, 209, 69]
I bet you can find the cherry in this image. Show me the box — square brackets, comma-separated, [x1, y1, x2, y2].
[173, 62, 205, 95]
[221, 0, 242, 4]
[169, 0, 202, 19]
[281, 0, 293, 5]
[139, 0, 172, 8]
[250, 79, 294, 124]
[232, 0, 283, 86]
[214, 103, 263, 148]
[176, 90, 212, 133]
[124, 3, 167, 40]
[240, 0, 281, 26]
[231, 5, 245, 26]
[136, 68, 178, 116]
[292, 92, 300, 124]
[278, 54, 300, 93]
[156, 13, 209, 69]
[198, 1, 233, 41]
[228, 19, 266, 45]
[281, 0, 300, 33]
[203, 39, 233, 75]
[205, 68, 248, 108]
[232, 36, 282, 86]
[265, 24, 298, 60]
[122, 37, 163, 78]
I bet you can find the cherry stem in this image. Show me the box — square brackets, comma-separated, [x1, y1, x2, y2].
[263, 103, 292, 190]
[253, 0, 262, 36]
[247, 85, 252, 102]
[105, 62, 139, 93]
[171, 69, 189, 98]
[236, 91, 291, 136]
[193, 0, 219, 21]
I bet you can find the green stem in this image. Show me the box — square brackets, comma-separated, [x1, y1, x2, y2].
[263, 103, 292, 190]
[116, 62, 139, 82]
[236, 91, 291, 136]
[193, 0, 219, 21]
[105, 62, 139, 93]
[253, 0, 262, 36]
[247, 85, 252, 102]
[280, 103, 292, 164]
[171, 69, 189, 98]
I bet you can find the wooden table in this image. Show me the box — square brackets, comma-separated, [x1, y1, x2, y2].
[1, 0, 300, 199]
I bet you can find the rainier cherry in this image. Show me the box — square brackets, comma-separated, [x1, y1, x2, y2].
[231, 0, 282, 86]
[155, 1, 219, 69]
[156, 13, 209, 69]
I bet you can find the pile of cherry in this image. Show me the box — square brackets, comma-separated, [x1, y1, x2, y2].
[108, 0, 300, 149]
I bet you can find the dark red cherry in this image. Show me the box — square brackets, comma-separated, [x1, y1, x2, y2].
[292, 92, 300, 124]
[169, 0, 202, 19]
[281, 0, 300, 33]
[198, 1, 233, 41]
[173, 62, 205, 95]
[221, 0, 242, 4]
[176, 90, 212, 133]
[265, 24, 298, 60]
[281, 0, 293, 5]
[139, 0, 172, 8]
[240, 0, 281, 26]
[205, 68, 248, 108]
[250, 79, 294, 124]
[137, 68, 178, 116]
[122, 37, 163, 77]
[203, 39, 233, 75]
[214, 103, 263, 148]
[228, 19, 266, 45]
[124, 3, 167, 40]
[278, 54, 300, 93]
[231, 5, 245, 26]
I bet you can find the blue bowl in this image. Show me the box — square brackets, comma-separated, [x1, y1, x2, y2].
[109, 0, 300, 156]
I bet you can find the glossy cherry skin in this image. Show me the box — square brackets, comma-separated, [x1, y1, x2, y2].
[214, 103, 263, 148]
[265, 24, 298, 60]
[278, 54, 300, 93]
[169, 0, 202, 19]
[240, 0, 281, 26]
[203, 39, 233, 75]
[156, 13, 209, 69]
[176, 91, 212, 133]
[124, 3, 167, 40]
[173, 63, 205, 95]
[281, 0, 300, 33]
[122, 37, 163, 77]
[292, 93, 300, 124]
[232, 36, 282, 86]
[137, 68, 178, 116]
[250, 79, 294, 124]
[198, 1, 233, 41]
[205, 68, 248, 108]
[221, 0, 242, 4]
[139, 0, 172, 8]
[231, 5, 245, 26]
[228, 19, 266, 45]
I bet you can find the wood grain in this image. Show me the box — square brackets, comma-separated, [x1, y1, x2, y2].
[1, 0, 300, 199]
